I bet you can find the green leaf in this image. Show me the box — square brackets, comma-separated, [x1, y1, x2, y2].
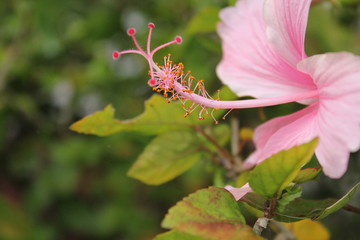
[162, 187, 264, 240]
[249, 139, 318, 198]
[69, 104, 123, 136]
[275, 181, 360, 222]
[186, 7, 220, 35]
[276, 186, 303, 212]
[275, 198, 338, 222]
[127, 130, 203, 185]
[154, 230, 207, 240]
[241, 192, 267, 212]
[316, 181, 360, 219]
[70, 86, 237, 136]
[293, 167, 322, 184]
[243, 182, 360, 222]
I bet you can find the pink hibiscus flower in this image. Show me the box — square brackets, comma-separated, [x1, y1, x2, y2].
[113, 0, 360, 178]
[217, 0, 360, 178]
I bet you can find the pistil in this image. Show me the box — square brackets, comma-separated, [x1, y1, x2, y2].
[112, 24, 319, 121]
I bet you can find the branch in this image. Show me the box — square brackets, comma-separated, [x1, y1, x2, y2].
[343, 204, 360, 214]
[253, 196, 278, 236]
[194, 126, 235, 168]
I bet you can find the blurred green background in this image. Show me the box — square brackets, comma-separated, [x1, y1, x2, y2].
[0, 0, 359, 239]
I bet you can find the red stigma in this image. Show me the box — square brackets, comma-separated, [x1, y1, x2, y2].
[127, 28, 136, 36]
[175, 36, 182, 44]
[112, 51, 120, 59]
[148, 23, 155, 29]
[148, 79, 157, 86]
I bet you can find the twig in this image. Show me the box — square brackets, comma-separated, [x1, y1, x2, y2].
[264, 197, 278, 219]
[253, 196, 278, 236]
[343, 204, 360, 214]
[194, 126, 235, 167]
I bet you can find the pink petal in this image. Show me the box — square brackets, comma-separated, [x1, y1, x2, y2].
[245, 100, 359, 179]
[264, 0, 312, 65]
[225, 183, 253, 201]
[217, 0, 315, 100]
[297, 53, 360, 178]
[245, 53, 360, 178]
[297, 52, 360, 102]
[244, 104, 319, 168]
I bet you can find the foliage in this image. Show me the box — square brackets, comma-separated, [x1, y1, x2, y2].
[248, 139, 318, 198]
[0, 0, 359, 240]
[127, 130, 203, 185]
[160, 187, 263, 240]
[70, 86, 237, 136]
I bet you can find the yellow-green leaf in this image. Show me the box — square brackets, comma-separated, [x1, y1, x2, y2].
[70, 86, 237, 136]
[236, 171, 251, 188]
[249, 139, 318, 198]
[162, 187, 264, 240]
[293, 167, 322, 184]
[127, 130, 203, 185]
[154, 230, 207, 240]
[69, 105, 123, 136]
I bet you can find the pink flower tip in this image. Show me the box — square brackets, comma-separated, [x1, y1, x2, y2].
[112, 51, 120, 59]
[148, 79, 157, 86]
[148, 23, 155, 29]
[127, 28, 136, 36]
[175, 36, 182, 44]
